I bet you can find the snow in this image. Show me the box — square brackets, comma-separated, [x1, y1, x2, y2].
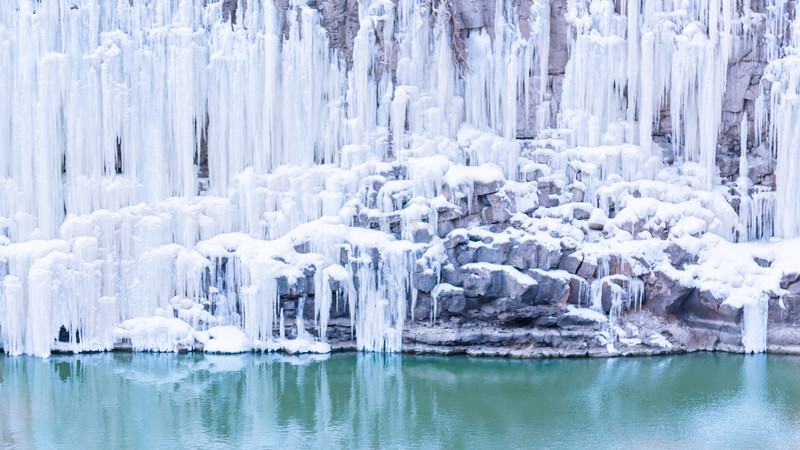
[204, 326, 252, 354]
[113, 317, 195, 353]
[647, 333, 673, 350]
[281, 338, 332, 355]
[565, 306, 609, 325]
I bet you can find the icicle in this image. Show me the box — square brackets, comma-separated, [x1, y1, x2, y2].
[742, 294, 768, 353]
[740, 113, 749, 183]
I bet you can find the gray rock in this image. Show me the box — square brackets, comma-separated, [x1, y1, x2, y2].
[577, 257, 597, 279]
[453, 213, 484, 230]
[521, 164, 547, 183]
[780, 272, 800, 290]
[475, 178, 505, 196]
[441, 264, 464, 287]
[680, 289, 740, 323]
[436, 201, 462, 222]
[587, 209, 607, 230]
[442, 292, 467, 314]
[526, 269, 570, 305]
[557, 311, 606, 328]
[461, 263, 538, 303]
[455, 244, 477, 265]
[506, 239, 536, 270]
[572, 203, 591, 220]
[277, 275, 308, 298]
[538, 180, 561, 207]
[753, 256, 773, 268]
[432, 284, 467, 316]
[498, 304, 556, 324]
[475, 243, 507, 265]
[437, 220, 457, 238]
[643, 270, 693, 316]
[570, 185, 585, 203]
[535, 315, 559, 327]
[502, 270, 539, 304]
[462, 265, 502, 297]
[773, 276, 800, 324]
[411, 224, 433, 244]
[535, 244, 562, 269]
[413, 269, 437, 293]
[483, 205, 512, 224]
[559, 252, 582, 274]
[567, 276, 588, 305]
[665, 243, 696, 270]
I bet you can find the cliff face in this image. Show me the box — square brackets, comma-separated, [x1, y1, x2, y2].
[1, 1, 799, 357]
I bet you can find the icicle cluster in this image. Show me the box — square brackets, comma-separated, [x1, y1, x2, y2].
[0, 0, 548, 356]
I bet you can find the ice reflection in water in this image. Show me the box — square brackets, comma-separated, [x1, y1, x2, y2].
[2, 353, 800, 448]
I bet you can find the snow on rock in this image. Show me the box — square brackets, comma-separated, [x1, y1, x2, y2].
[645, 333, 673, 350]
[113, 317, 195, 353]
[204, 326, 253, 354]
[280, 338, 332, 355]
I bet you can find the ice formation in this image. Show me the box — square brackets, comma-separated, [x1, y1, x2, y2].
[0, 0, 798, 357]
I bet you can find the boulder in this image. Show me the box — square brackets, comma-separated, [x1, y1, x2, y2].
[444, 229, 469, 249]
[567, 276, 588, 305]
[475, 178, 505, 196]
[474, 241, 511, 265]
[773, 275, 800, 324]
[411, 224, 434, 244]
[462, 264, 502, 297]
[753, 256, 772, 268]
[664, 243, 696, 270]
[483, 205, 512, 224]
[535, 244, 562, 269]
[441, 264, 464, 287]
[642, 269, 693, 315]
[577, 256, 597, 279]
[526, 269, 570, 305]
[506, 238, 536, 270]
[461, 263, 538, 303]
[432, 284, 467, 315]
[538, 180, 561, 207]
[559, 252, 582, 274]
[557, 308, 607, 328]
[413, 269, 437, 293]
[455, 244, 477, 265]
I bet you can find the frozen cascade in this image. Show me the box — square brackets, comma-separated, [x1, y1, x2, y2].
[0, 0, 797, 357]
[560, 0, 753, 188]
[742, 294, 768, 354]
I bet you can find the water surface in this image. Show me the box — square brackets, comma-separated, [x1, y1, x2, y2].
[1, 352, 799, 448]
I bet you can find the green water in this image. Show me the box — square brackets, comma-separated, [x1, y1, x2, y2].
[1, 352, 799, 449]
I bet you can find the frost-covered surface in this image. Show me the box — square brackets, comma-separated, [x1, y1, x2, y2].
[1, 1, 799, 358]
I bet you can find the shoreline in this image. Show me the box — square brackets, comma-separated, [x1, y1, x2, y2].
[5, 342, 800, 360]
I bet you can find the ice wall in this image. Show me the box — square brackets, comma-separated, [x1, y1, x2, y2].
[0, 0, 796, 356]
[0, 0, 547, 356]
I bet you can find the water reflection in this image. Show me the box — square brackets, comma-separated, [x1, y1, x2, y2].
[1, 353, 800, 448]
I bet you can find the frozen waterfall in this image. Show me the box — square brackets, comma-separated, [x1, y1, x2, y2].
[0, 0, 798, 357]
